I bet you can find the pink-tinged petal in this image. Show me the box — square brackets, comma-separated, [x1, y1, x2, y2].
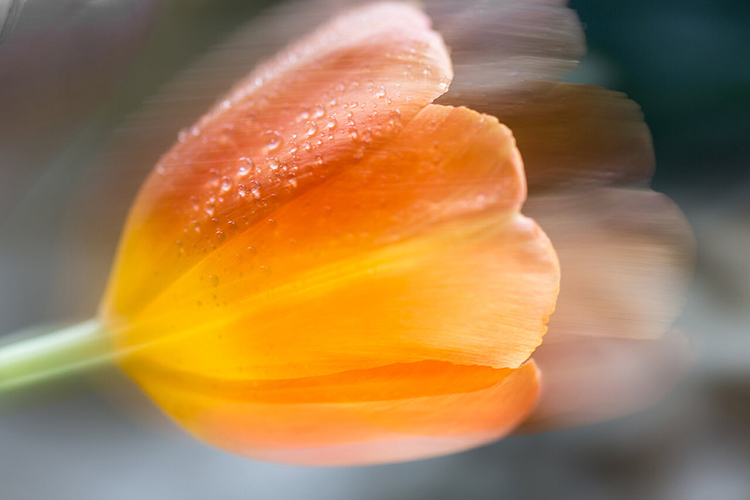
[469, 83, 657, 189]
[432, 1, 585, 108]
[524, 188, 694, 341]
[521, 187, 694, 428]
[525, 331, 690, 430]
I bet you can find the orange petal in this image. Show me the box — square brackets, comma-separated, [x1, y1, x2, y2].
[101, 2, 453, 321]
[133, 360, 540, 466]
[113, 105, 558, 380]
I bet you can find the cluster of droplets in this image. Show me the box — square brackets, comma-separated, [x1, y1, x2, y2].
[165, 30, 462, 274]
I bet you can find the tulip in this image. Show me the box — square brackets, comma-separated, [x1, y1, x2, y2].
[0, 0, 694, 467]
[101, 2, 560, 465]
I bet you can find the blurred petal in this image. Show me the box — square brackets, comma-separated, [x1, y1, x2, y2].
[469, 83, 657, 189]
[522, 188, 694, 428]
[115, 105, 559, 380]
[432, 0, 586, 108]
[101, 2, 453, 320]
[136, 360, 540, 465]
[524, 188, 694, 341]
[525, 331, 689, 430]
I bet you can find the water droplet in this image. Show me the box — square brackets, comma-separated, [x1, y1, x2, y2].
[247, 246, 257, 257]
[249, 180, 261, 199]
[297, 108, 311, 122]
[326, 117, 337, 130]
[204, 203, 215, 216]
[208, 275, 220, 287]
[304, 121, 318, 136]
[208, 169, 220, 186]
[178, 129, 188, 142]
[237, 158, 254, 176]
[268, 158, 280, 171]
[216, 230, 225, 242]
[264, 130, 283, 151]
[376, 87, 386, 98]
[220, 176, 233, 192]
[237, 184, 248, 198]
[312, 104, 325, 119]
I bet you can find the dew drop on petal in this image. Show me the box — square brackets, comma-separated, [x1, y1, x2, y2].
[304, 121, 318, 137]
[237, 158, 254, 176]
[264, 130, 283, 151]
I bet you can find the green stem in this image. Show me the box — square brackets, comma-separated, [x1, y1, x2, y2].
[0, 319, 113, 395]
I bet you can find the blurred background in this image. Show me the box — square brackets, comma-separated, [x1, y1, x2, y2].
[0, 0, 748, 498]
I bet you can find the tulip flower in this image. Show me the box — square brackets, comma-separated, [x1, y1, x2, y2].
[102, 2, 564, 465]
[0, 0, 694, 467]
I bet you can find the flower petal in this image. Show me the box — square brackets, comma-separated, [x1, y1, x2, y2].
[525, 331, 689, 430]
[524, 187, 694, 341]
[132, 360, 540, 466]
[101, 2, 453, 321]
[521, 188, 694, 428]
[432, 0, 585, 109]
[114, 105, 559, 380]
[464, 83, 657, 190]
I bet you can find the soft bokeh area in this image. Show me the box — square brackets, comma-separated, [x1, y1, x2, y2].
[1, 0, 749, 498]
